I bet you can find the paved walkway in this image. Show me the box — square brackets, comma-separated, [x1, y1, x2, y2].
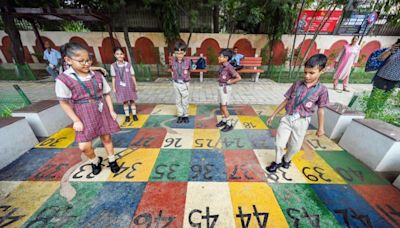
[0, 78, 372, 105]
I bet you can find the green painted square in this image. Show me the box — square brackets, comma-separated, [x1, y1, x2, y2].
[149, 149, 192, 182]
[317, 150, 389, 185]
[196, 104, 219, 116]
[220, 130, 253, 149]
[260, 115, 282, 129]
[270, 183, 341, 228]
[23, 182, 104, 227]
[142, 115, 175, 128]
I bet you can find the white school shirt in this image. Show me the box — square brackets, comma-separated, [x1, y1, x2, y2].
[55, 67, 111, 99]
[110, 61, 135, 77]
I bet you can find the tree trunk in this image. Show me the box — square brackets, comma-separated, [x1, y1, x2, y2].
[107, 23, 116, 51]
[1, 13, 25, 64]
[213, 4, 219, 33]
[28, 20, 45, 51]
[288, 0, 306, 78]
[121, 4, 135, 64]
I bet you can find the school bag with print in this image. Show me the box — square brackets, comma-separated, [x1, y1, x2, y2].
[365, 48, 388, 72]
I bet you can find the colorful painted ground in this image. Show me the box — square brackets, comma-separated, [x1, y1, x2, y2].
[0, 104, 399, 227]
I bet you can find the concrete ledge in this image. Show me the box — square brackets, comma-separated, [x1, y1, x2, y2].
[394, 175, 400, 190]
[0, 117, 38, 169]
[339, 119, 400, 172]
[12, 100, 71, 137]
[311, 103, 365, 142]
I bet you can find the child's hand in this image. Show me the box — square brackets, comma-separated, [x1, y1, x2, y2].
[266, 115, 275, 126]
[316, 129, 325, 137]
[73, 121, 84, 132]
[112, 87, 116, 93]
[110, 111, 118, 120]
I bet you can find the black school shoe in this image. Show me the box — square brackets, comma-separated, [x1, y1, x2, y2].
[183, 117, 189, 123]
[91, 156, 103, 175]
[266, 162, 281, 173]
[177, 117, 183, 123]
[133, 115, 139, 121]
[109, 160, 121, 173]
[125, 116, 130, 122]
[216, 120, 227, 127]
[221, 124, 233, 132]
[282, 157, 291, 169]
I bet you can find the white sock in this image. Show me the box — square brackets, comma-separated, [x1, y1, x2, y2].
[90, 157, 99, 164]
[222, 117, 227, 122]
[108, 155, 116, 162]
[227, 119, 232, 126]
[131, 104, 137, 115]
[123, 105, 129, 116]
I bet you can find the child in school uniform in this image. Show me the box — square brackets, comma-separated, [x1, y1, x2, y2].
[266, 54, 329, 173]
[56, 42, 121, 175]
[110, 48, 138, 122]
[215, 48, 241, 132]
[171, 42, 191, 123]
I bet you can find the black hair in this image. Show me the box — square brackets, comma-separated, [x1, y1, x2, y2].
[174, 42, 187, 52]
[396, 38, 400, 45]
[219, 48, 234, 61]
[113, 47, 125, 54]
[304, 54, 327, 70]
[60, 42, 88, 58]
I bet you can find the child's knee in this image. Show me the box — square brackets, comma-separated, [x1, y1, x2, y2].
[101, 135, 113, 144]
[78, 143, 91, 152]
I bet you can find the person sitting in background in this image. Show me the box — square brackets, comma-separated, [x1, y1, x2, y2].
[43, 41, 61, 79]
[230, 47, 244, 70]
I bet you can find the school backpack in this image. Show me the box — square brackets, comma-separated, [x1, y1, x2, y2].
[365, 48, 388, 72]
[196, 57, 207, 69]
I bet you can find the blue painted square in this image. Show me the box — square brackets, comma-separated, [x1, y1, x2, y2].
[114, 104, 125, 115]
[189, 149, 227, 182]
[93, 128, 139, 148]
[0, 148, 61, 181]
[220, 130, 253, 149]
[78, 182, 147, 227]
[311, 184, 391, 227]
[215, 109, 237, 115]
[244, 130, 275, 149]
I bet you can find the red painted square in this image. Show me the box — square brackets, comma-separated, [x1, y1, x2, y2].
[352, 185, 400, 226]
[131, 182, 187, 227]
[224, 150, 266, 182]
[137, 104, 156, 114]
[28, 148, 82, 181]
[130, 128, 167, 148]
[234, 105, 257, 116]
[195, 115, 218, 129]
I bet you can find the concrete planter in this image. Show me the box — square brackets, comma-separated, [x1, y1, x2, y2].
[339, 119, 400, 172]
[311, 103, 365, 142]
[0, 117, 38, 169]
[12, 100, 71, 137]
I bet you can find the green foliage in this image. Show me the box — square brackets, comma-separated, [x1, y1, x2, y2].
[133, 64, 153, 82]
[206, 47, 218, 65]
[61, 21, 90, 32]
[359, 89, 400, 127]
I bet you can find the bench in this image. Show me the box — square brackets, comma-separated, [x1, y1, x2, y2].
[339, 119, 400, 172]
[236, 56, 264, 82]
[12, 100, 72, 137]
[168, 54, 208, 82]
[310, 103, 365, 142]
[0, 117, 38, 169]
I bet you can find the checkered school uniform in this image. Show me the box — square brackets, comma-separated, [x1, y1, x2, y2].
[111, 62, 137, 103]
[56, 71, 120, 142]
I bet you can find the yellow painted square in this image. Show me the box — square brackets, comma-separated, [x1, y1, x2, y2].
[188, 104, 197, 116]
[151, 104, 177, 115]
[193, 129, 221, 149]
[292, 149, 346, 184]
[252, 105, 276, 116]
[304, 130, 343, 151]
[35, 127, 75, 148]
[0, 181, 21, 200]
[117, 114, 149, 128]
[0, 181, 59, 227]
[216, 115, 244, 129]
[108, 148, 160, 182]
[229, 182, 289, 228]
[254, 149, 307, 184]
[238, 116, 268, 129]
[162, 129, 194, 149]
[69, 148, 126, 182]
